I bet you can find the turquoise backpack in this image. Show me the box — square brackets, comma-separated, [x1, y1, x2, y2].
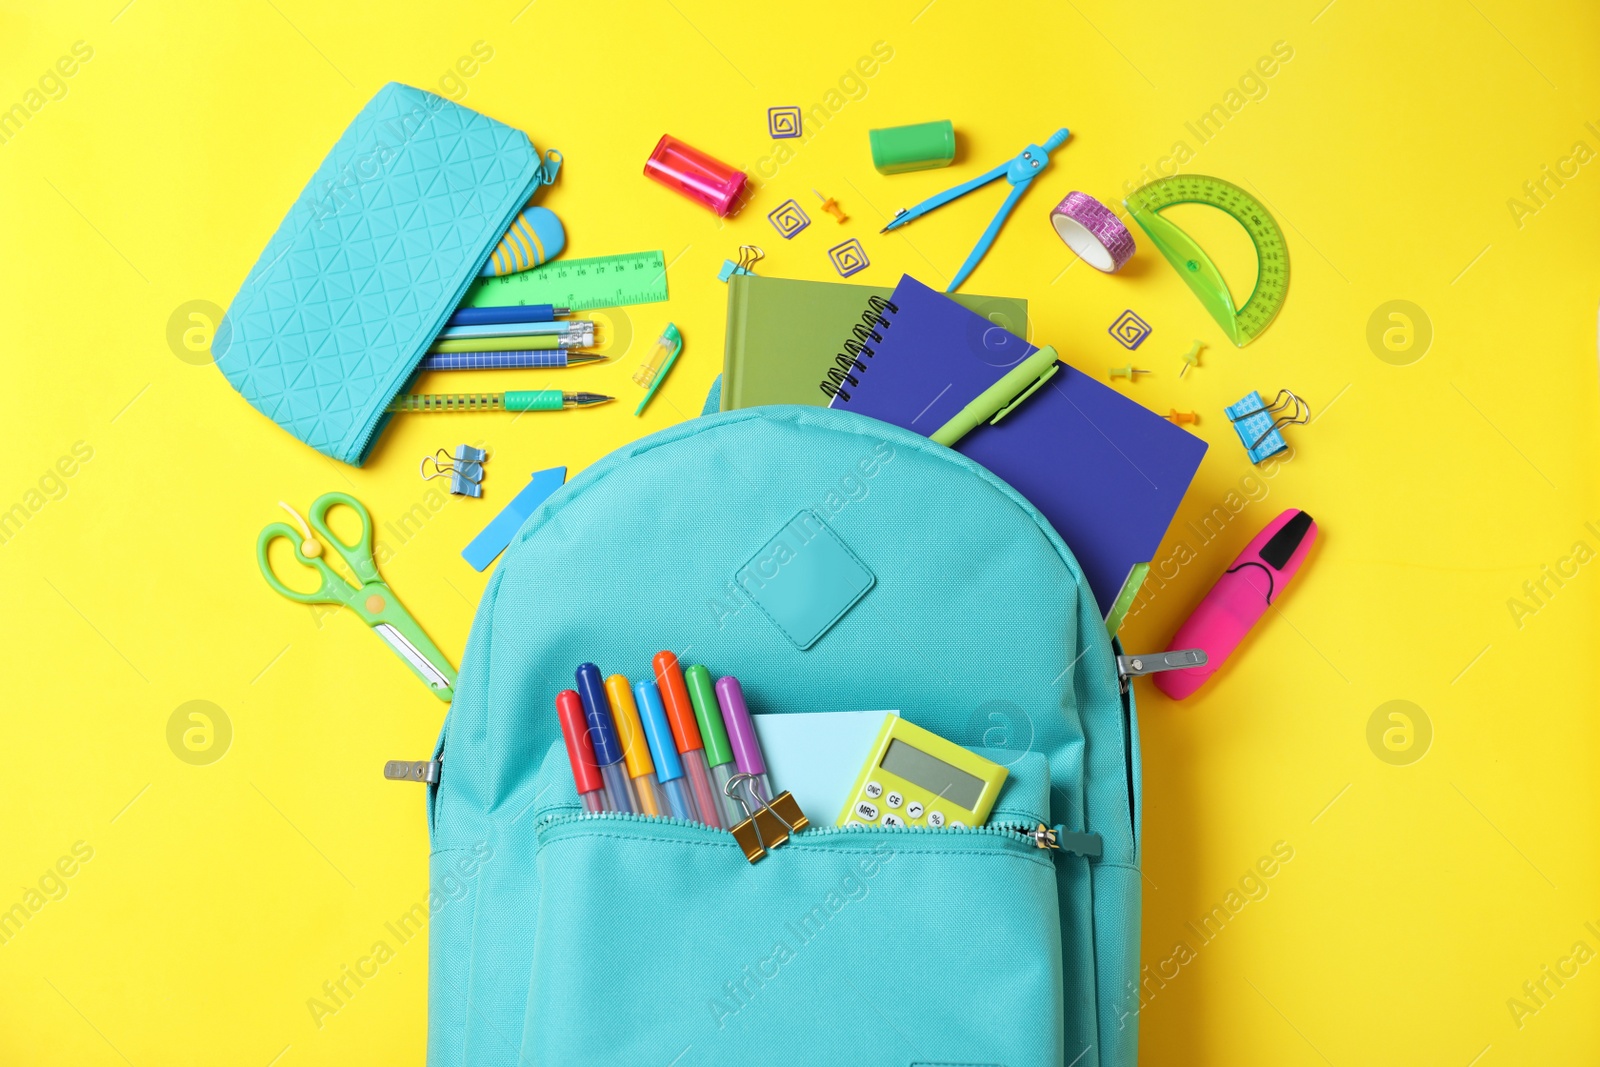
[423, 402, 1143, 1067]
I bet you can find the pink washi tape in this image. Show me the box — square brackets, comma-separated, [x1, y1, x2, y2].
[1049, 191, 1136, 272]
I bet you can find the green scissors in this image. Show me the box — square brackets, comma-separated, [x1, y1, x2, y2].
[257, 492, 456, 701]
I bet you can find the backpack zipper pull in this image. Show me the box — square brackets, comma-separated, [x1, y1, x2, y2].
[384, 759, 441, 784]
[1016, 823, 1103, 859]
[1117, 648, 1206, 691]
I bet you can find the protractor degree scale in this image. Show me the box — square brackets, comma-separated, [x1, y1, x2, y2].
[1124, 175, 1289, 347]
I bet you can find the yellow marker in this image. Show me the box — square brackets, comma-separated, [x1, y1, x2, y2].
[605, 675, 663, 816]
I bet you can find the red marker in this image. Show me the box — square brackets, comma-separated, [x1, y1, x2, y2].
[1155, 509, 1318, 701]
[556, 689, 610, 812]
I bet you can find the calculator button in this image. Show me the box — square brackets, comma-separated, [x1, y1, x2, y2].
[881, 812, 906, 827]
[864, 781, 883, 799]
[906, 801, 925, 819]
[927, 810, 945, 828]
[950, 820, 967, 829]
[885, 791, 903, 809]
[853, 800, 879, 821]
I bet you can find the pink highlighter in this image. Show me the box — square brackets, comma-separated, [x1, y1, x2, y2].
[1154, 509, 1318, 701]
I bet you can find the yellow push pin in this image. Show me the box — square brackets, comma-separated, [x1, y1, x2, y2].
[1166, 409, 1200, 425]
[1178, 339, 1204, 378]
[814, 188, 848, 223]
[1109, 365, 1150, 382]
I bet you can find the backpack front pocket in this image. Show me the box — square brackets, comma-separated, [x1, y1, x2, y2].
[523, 813, 1066, 1067]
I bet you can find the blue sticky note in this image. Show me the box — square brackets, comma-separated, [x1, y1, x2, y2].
[462, 467, 567, 572]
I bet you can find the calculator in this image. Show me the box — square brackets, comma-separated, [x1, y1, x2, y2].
[836, 716, 1008, 829]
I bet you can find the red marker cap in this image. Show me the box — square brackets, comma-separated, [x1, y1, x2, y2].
[652, 650, 704, 753]
[556, 689, 603, 794]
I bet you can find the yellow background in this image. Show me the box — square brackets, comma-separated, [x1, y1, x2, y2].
[3, 0, 1598, 1063]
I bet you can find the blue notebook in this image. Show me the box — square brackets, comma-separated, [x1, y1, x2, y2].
[829, 274, 1207, 618]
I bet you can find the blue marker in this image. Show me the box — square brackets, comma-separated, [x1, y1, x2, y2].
[575, 663, 637, 814]
[634, 679, 697, 822]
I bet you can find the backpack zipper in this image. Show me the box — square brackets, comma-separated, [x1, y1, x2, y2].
[535, 809, 1103, 859]
[1116, 648, 1206, 692]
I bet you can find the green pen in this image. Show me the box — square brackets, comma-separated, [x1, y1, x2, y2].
[929, 344, 1062, 447]
[387, 390, 613, 413]
[684, 664, 743, 827]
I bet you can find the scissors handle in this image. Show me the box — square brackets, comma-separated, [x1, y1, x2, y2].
[308, 492, 380, 585]
[256, 522, 346, 605]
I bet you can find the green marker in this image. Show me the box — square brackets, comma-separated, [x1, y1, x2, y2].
[930, 345, 1062, 447]
[684, 664, 742, 827]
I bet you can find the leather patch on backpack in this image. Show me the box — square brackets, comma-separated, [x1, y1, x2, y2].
[732, 510, 874, 650]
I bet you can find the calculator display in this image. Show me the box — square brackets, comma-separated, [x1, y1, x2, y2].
[879, 739, 985, 810]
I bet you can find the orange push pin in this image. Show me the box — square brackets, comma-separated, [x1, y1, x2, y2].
[1166, 409, 1200, 425]
[814, 188, 848, 223]
[1109, 365, 1150, 382]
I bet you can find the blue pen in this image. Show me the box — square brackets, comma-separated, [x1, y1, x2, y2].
[634, 679, 697, 822]
[575, 663, 637, 814]
[447, 304, 569, 328]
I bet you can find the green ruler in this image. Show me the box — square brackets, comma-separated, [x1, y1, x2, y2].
[458, 251, 669, 311]
[1124, 176, 1288, 347]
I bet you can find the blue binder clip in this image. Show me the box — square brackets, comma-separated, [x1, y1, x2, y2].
[421, 446, 488, 498]
[718, 244, 763, 282]
[1225, 390, 1310, 463]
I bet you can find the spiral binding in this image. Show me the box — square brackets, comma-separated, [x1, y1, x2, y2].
[819, 296, 897, 402]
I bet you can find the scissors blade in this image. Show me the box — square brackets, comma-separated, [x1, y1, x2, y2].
[374, 623, 454, 692]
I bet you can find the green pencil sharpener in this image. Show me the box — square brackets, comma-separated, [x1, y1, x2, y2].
[869, 120, 956, 175]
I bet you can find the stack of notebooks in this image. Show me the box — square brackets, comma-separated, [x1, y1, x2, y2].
[722, 273, 1207, 631]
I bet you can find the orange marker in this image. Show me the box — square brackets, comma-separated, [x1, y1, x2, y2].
[605, 675, 662, 816]
[652, 651, 725, 827]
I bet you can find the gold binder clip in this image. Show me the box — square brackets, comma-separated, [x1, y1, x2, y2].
[725, 773, 810, 863]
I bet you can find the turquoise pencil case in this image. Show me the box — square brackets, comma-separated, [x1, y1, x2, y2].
[216, 82, 558, 465]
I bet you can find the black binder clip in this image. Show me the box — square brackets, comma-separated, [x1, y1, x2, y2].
[724, 773, 809, 863]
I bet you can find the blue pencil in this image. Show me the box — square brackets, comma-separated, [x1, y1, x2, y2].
[447, 304, 570, 328]
[416, 350, 605, 371]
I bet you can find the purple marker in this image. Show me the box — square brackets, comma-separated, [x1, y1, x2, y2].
[714, 676, 771, 805]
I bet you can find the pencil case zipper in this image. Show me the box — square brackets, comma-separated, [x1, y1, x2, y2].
[351, 163, 555, 462]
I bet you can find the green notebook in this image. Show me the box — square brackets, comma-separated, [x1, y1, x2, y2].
[721, 275, 1029, 410]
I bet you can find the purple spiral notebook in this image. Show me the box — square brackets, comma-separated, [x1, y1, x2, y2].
[828, 274, 1207, 618]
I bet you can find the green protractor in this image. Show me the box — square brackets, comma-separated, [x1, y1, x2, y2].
[1124, 176, 1289, 347]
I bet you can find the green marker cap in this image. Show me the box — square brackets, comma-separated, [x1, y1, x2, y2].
[684, 664, 734, 767]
